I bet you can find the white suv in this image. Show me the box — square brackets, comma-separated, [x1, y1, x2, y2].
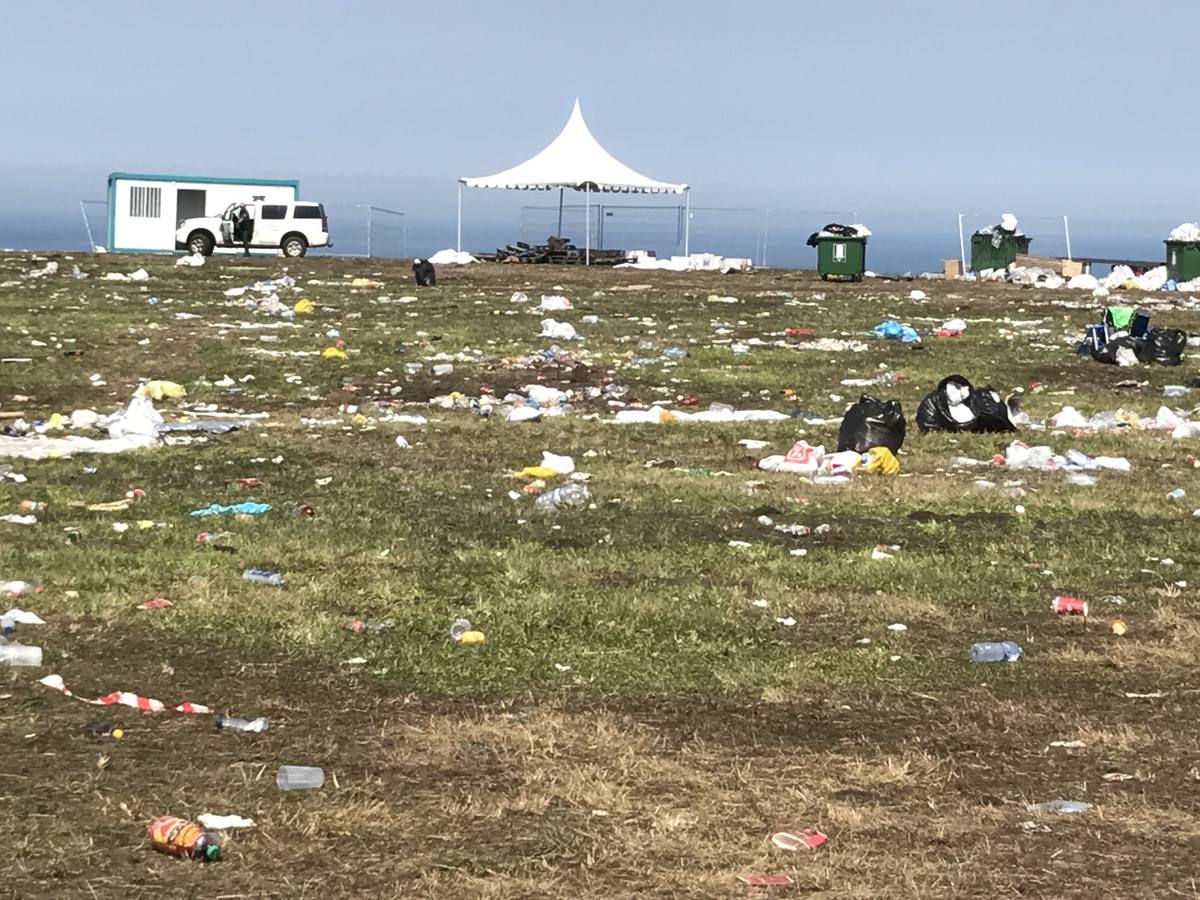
[176, 200, 331, 257]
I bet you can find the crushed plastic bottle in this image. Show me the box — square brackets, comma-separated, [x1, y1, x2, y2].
[533, 483, 590, 512]
[1168, 488, 1186, 501]
[1035, 799, 1090, 814]
[1, 581, 42, 597]
[147, 815, 221, 861]
[0, 637, 42, 666]
[214, 715, 269, 734]
[242, 568, 286, 587]
[276, 765, 324, 791]
[968, 640, 1022, 663]
[450, 618, 472, 641]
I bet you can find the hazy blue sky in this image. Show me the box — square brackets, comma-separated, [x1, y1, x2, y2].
[0, 1, 1195, 257]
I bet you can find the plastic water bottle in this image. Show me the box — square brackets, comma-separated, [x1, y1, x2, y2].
[0, 639, 42, 667]
[277, 765, 324, 791]
[1035, 799, 1089, 814]
[242, 568, 286, 587]
[534, 483, 590, 512]
[450, 618, 472, 642]
[147, 816, 221, 861]
[215, 714, 269, 734]
[1, 581, 40, 597]
[662, 347, 689, 359]
[968, 641, 1022, 663]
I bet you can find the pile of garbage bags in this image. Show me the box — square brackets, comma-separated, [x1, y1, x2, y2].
[1076, 306, 1187, 366]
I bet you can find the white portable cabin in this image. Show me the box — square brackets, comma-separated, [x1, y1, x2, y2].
[106, 172, 300, 253]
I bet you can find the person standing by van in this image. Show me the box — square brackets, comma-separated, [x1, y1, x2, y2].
[232, 204, 252, 256]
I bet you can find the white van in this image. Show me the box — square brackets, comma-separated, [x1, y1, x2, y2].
[176, 200, 331, 257]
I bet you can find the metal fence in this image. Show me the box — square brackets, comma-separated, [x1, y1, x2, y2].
[517, 203, 868, 266]
[76, 200, 406, 257]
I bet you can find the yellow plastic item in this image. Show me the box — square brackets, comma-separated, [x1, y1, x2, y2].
[351, 413, 368, 426]
[458, 630, 486, 644]
[322, 346, 347, 359]
[46, 413, 65, 430]
[864, 446, 900, 475]
[293, 298, 315, 314]
[138, 381, 187, 400]
[656, 408, 677, 423]
[516, 465, 558, 479]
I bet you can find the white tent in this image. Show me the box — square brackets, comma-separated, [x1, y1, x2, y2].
[457, 99, 689, 264]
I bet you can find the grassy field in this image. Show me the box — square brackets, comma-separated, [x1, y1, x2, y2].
[2, 250, 1200, 898]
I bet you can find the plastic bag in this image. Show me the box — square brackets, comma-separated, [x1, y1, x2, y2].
[1148, 328, 1186, 365]
[837, 395, 905, 453]
[412, 259, 436, 286]
[863, 446, 900, 474]
[916, 376, 1014, 433]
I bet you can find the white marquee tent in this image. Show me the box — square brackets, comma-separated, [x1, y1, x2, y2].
[457, 99, 689, 263]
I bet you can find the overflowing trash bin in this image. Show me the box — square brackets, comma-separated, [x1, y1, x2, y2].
[1165, 223, 1200, 282]
[970, 213, 1031, 272]
[807, 223, 869, 282]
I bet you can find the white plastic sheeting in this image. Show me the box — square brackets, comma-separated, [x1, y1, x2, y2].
[427, 249, 478, 265]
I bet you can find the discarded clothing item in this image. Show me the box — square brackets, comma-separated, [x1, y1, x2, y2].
[916, 375, 1015, 434]
[412, 258, 436, 286]
[837, 395, 905, 454]
[40, 673, 212, 714]
[872, 320, 920, 344]
[189, 501, 271, 517]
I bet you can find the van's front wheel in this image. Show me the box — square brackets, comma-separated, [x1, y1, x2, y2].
[187, 231, 215, 257]
[282, 234, 308, 258]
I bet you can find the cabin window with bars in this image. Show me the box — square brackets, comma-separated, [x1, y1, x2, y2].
[129, 186, 162, 218]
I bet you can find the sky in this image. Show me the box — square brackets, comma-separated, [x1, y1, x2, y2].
[0, 1, 1195, 264]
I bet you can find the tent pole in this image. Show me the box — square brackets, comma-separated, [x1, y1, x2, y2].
[684, 189, 691, 257]
[585, 185, 591, 266]
[456, 183, 463, 253]
[957, 213, 967, 273]
[557, 188, 564, 238]
[1063, 215, 1072, 260]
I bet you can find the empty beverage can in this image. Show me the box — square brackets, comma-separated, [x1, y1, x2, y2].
[1052, 595, 1088, 616]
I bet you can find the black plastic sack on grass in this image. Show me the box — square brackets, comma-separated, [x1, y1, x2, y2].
[916, 375, 975, 432]
[968, 386, 1016, 432]
[1149, 328, 1186, 365]
[837, 395, 906, 453]
[412, 258, 436, 287]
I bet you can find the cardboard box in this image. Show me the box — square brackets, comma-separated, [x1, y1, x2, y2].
[944, 258, 962, 279]
[1061, 259, 1084, 277]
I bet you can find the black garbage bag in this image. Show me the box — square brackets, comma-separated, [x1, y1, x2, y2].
[916, 375, 976, 432]
[968, 386, 1016, 432]
[837, 395, 906, 453]
[1148, 328, 1186, 365]
[805, 223, 859, 247]
[412, 258, 436, 287]
[916, 375, 1016, 433]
